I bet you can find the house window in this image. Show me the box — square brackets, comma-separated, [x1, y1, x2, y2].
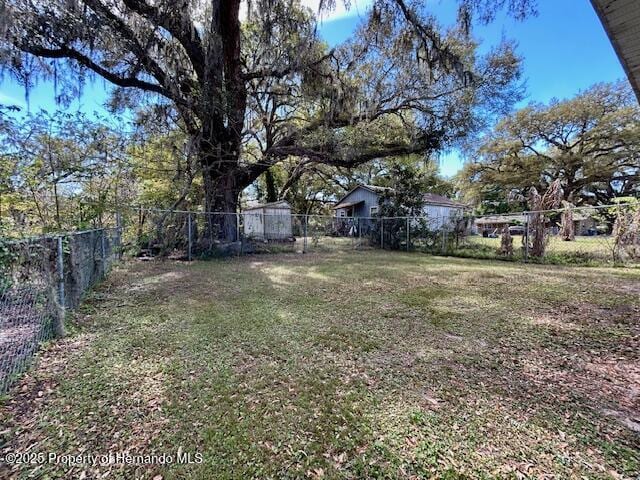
[339, 210, 346, 217]
[370, 206, 379, 216]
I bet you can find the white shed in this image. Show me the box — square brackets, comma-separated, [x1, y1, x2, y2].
[242, 200, 293, 240]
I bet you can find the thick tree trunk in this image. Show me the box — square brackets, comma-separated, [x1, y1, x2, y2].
[195, 0, 245, 247]
[264, 169, 278, 203]
[200, 142, 242, 244]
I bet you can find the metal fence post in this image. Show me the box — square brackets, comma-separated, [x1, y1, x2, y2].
[236, 212, 240, 244]
[187, 213, 193, 261]
[444, 228, 448, 254]
[358, 217, 361, 249]
[100, 229, 106, 276]
[381, 218, 384, 249]
[57, 236, 65, 308]
[116, 211, 123, 259]
[54, 236, 66, 337]
[524, 212, 529, 263]
[137, 205, 143, 247]
[406, 217, 410, 252]
[441, 222, 446, 253]
[303, 214, 308, 253]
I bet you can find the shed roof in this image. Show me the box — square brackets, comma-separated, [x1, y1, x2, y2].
[243, 200, 291, 212]
[591, 0, 640, 102]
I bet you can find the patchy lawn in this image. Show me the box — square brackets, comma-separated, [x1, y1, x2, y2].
[463, 235, 620, 265]
[1, 251, 639, 479]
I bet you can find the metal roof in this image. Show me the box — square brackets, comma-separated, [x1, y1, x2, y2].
[591, 0, 640, 102]
[333, 184, 391, 208]
[243, 200, 291, 211]
[422, 193, 466, 209]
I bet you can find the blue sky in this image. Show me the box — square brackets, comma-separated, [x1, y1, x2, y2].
[0, 0, 628, 177]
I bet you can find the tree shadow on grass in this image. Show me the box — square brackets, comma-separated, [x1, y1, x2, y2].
[1, 252, 639, 479]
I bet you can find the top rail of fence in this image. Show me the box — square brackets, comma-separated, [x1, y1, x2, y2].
[103, 201, 638, 219]
[1, 226, 122, 244]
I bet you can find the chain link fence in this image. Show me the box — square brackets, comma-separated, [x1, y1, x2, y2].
[0, 228, 121, 394]
[114, 203, 639, 267]
[459, 204, 639, 265]
[2, 204, 635, 393]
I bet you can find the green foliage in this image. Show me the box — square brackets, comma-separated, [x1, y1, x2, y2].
[0, 105, 203, 240]
[0, 110, 133, 235]
[378, 159, 447, 217]
[130, 131, 199, 209]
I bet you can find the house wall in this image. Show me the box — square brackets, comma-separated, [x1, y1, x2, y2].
[335, 187, 381, 218]
[422, 204, 463, 229]
[335, 188, 464, 229]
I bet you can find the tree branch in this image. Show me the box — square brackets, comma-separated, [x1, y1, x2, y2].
[22, 44, 170, 97]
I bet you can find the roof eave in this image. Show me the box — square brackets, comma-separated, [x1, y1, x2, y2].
[591, 0, 640, 103]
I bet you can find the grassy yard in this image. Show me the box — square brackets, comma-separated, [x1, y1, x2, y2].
[1, 251, 639, 479]
[461, 235, 618, 265]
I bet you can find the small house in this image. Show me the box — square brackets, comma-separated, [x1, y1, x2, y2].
[243, 200, 293, 241]
[333, 185, 390, 218]
[421, 193, 467, 229]
[333, 185, 466, 228]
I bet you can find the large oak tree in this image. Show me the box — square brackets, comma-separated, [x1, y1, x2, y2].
[460, 81, 640, 212]
[1, 0, 530, 238]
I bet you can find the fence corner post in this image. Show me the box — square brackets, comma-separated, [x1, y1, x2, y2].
[54, 236, 66, 338]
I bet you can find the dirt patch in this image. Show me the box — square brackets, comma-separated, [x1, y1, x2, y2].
[529, 312, 582, 332]
[557, 301, 640, 327]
